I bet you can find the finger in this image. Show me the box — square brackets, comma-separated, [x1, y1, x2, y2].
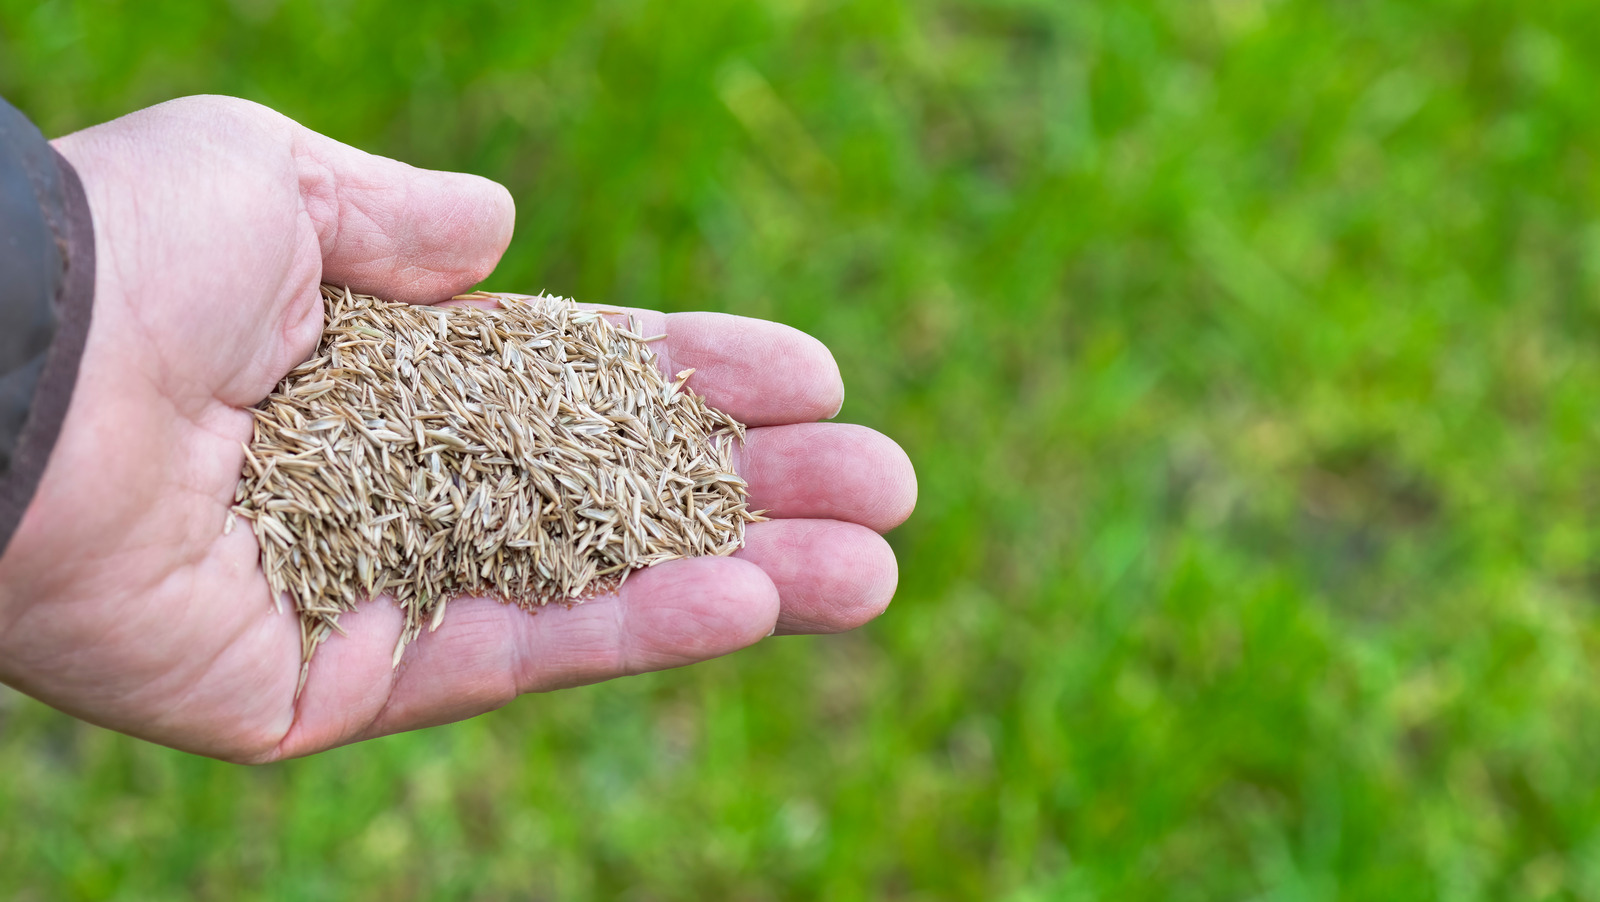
[290, 126, 515, 302]
[734, 422, 917, 532]
[656, 312, 844, 426]
[451, 299, 844, 425]
[734, 519, 899, 635]
[367, 556, 778, 737]
[576, 305, 844, 426]
[276, 556, 778, 754]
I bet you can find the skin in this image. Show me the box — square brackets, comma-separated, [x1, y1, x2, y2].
[0, 96, 916, 763]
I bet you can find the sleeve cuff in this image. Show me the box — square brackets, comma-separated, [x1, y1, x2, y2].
[0, 98, 96, 557]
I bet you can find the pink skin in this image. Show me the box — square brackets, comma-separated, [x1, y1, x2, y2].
[0, 96, 916, 762]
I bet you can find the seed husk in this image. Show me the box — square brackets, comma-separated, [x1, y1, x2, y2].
[233, 286, 762, 678]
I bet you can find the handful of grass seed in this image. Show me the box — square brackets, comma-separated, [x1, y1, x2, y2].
[233, 286, 759, 682]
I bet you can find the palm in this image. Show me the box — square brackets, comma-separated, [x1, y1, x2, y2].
[0, 97, 913, 762]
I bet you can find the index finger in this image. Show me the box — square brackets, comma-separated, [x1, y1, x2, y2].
[447, 296, 845, 427]
[651, 310, 845, 427]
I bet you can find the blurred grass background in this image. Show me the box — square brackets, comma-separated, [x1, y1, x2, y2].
[5, 0, 1600, 898]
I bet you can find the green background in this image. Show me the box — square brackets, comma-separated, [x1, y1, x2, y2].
[5, 0, 1600, 898]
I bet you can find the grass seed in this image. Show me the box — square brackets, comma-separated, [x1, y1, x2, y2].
[232, 286, 761, 682]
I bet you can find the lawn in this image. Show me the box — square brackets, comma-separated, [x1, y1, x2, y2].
[5, 0, 1600, 898]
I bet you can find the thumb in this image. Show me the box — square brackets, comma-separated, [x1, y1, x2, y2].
[290, 126, 515, 303]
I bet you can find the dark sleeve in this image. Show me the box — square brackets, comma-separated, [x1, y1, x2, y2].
[0, 97, 96, 557]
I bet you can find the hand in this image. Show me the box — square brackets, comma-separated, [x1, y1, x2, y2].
[0, 96, 915, 762]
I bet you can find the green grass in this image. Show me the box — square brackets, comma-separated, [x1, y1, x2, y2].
[6, 0, 1600, 898]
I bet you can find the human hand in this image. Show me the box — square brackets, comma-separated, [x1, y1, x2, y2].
[0, 96, 915, 762]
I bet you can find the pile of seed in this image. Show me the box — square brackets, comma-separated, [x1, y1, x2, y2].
[232, 286, 759, 684]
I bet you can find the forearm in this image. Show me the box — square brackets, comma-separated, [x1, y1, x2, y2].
[0, 96, 96, 559]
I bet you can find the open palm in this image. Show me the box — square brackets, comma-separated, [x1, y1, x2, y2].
[0, 96, 914, 762]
